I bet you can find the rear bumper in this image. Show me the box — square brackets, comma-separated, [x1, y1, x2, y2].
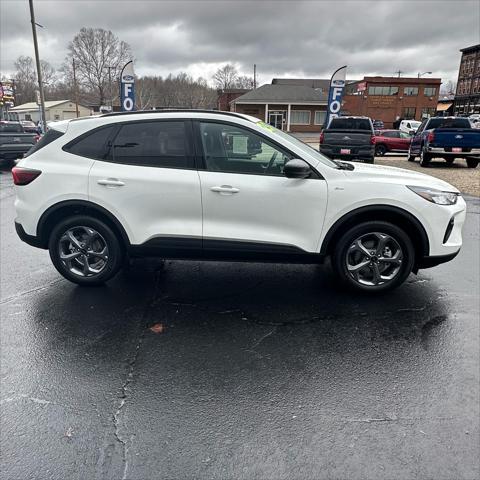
[427, 147, 480, 156]
[416, 250, 460, 269]
[320, 145, 374, 159]
[15, 221, 45, 249]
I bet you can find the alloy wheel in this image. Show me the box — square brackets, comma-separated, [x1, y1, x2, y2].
[58, 226, 109, 277]
[346, 232, 403, 286]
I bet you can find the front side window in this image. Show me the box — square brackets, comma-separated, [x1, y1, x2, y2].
[111, 121, 190, 168]
[290, 111, 311, 125]
[199, 122, 292, 176]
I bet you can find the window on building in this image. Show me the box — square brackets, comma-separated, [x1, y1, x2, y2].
[368, 86, 399, 95]
[404, 87, 418, 96]
[403, 107, 416, 119]
[199, 122, 292, 176]
[314, 111, 327, 125]
[290, 110, 311, 125]
[111, 121, 191, 168]
[421, 107, 436, 118]
[424, 87, 437, 97]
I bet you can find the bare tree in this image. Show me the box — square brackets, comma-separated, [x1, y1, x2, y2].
[13, 55, 58, 103]
[441, 80, 457, 95]
[65, 27, 132, 106]
[213, 64, 239, 90]
[235, 75, 254, 89]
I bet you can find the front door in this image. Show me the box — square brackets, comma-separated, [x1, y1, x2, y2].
[268, 111, 284, 130]
[195, 120, 328, 255]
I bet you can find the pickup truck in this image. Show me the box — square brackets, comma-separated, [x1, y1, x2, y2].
[319, 116, 375, 163]
[0, 121, 39, 166]
[408, 117, 480, 168]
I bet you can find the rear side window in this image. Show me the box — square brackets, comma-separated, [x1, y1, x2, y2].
[66, 126, 116, 159]
[0, 123, 23, 133]
[24, 129, 64, 157]
[110, 121, 191, 168]
[328, 118, 372, 131]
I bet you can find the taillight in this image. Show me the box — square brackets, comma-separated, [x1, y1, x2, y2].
[12, 167, 42, 186]
[370, 135, 376, 145]
[427, 131, 435, 143]
[320, 131, 324, 144]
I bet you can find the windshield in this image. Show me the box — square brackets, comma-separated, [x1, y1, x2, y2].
[256, 121, 338, 168]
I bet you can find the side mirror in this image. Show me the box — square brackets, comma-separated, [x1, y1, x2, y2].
[283, 159, 311, 179]
[409, 129, 416, 135]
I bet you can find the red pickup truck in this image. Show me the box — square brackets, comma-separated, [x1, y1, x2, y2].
[374, 129, 411, 156]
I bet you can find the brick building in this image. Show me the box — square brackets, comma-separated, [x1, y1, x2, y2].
[217, 88, 250, 111]
[454, 44, 480, 115]
[342, 76, 441, 128]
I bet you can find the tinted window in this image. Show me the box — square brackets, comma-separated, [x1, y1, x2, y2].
[0, 123, 23, 133]
[112, 121, 190, 168]
[427, 118, 471, 129]
[67, 126, 116, 159]
[381, 131, 399, 138]
[24, 129, 64, 157]
[199, 122, 292, 176]
[328, 118, 372, 131]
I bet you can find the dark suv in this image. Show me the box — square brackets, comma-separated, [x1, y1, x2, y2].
[320, 116, 375, 163]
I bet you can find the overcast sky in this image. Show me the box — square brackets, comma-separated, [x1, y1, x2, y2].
[1, 0, 479, 85]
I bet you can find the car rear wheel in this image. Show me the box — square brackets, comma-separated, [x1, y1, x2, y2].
[420, 148, 432, 167]
[445, 158, 455, 165]
[364, 157, 375, 164]
[466, 158, 479, 168]
[375, 144, 387, 156]
[332, 221, 415, 292]
[48, 215, 124, 285]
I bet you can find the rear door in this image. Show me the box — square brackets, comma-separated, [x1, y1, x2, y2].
[195, 120, 327, 255]
[85, 120, 202, 248]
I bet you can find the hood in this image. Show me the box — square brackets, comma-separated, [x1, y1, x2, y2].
[345, 162, 459, 193]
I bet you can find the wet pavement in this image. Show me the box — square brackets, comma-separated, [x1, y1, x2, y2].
[1, 168, 479, 480]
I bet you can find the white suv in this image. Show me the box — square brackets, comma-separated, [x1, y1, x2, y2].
[13, 110, 466, 292]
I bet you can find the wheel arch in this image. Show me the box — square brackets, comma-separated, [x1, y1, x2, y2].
[37, 200, 131, 249]
[320, 205, 430, 260]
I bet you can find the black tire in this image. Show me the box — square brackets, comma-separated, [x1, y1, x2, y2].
[445, 158, 455, 165]
[332, 221, 415, 292]
[466, 158, 479, 168]
[407, 148, 416, 162]
[364, 157, 375, 164]
[420, 148, 432, 167]
[375, 144, 387, 156]
[48, 215, 124, 286]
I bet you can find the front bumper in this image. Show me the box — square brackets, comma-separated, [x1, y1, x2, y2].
[415, 250, 460, 270]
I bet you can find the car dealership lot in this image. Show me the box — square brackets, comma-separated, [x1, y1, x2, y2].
[1, 167, 479, 479]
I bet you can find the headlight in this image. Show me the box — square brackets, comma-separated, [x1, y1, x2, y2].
[407, 186, 458, 205]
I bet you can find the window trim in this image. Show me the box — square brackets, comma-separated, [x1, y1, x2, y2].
[314, 110, 327, 125]
[290, 110, 311, 125]
[403, 86, 419, 96]
[192, 119, 322, 179]
[423, 87, 437, 97]
[63, 119, 196, 170]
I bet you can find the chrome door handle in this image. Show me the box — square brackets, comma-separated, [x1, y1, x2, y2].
[210, 185, 239, 194]
[97, 178, 125, 187]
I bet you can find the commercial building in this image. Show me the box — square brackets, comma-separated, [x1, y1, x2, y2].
[454, 44, 480, 115]
[231, 80, 328, 132]
[342, 76, 441, 128]
[8, 100, 91, 122]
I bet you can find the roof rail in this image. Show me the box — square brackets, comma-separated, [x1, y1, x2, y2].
[101, 108, 254, 121]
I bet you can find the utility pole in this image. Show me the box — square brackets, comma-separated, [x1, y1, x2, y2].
[72, 57, 80, 117]
[29, 0, 46, 133]
[395, 70, 403, 78]
[253, 64, 256, 89]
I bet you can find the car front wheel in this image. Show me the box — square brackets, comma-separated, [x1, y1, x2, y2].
[332, 221, 415, 292]
[48, 215, 124, 285]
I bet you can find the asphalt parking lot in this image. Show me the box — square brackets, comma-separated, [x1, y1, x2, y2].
[1, 165, 479, 480]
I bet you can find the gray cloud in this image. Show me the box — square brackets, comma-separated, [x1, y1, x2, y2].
[1, 0, 478, 84]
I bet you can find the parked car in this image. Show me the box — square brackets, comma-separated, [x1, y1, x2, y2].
[21, 120, 41, 134]
[399, 119, 421, 135]
[13, 110, 465, 292]
[408, 116, 480, 167]
[0, 121, 39, 165]
[320, 116, 375, 163]
[374, 130, 412, 156]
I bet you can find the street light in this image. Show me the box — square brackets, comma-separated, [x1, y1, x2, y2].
[418, 71, 432, 78]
